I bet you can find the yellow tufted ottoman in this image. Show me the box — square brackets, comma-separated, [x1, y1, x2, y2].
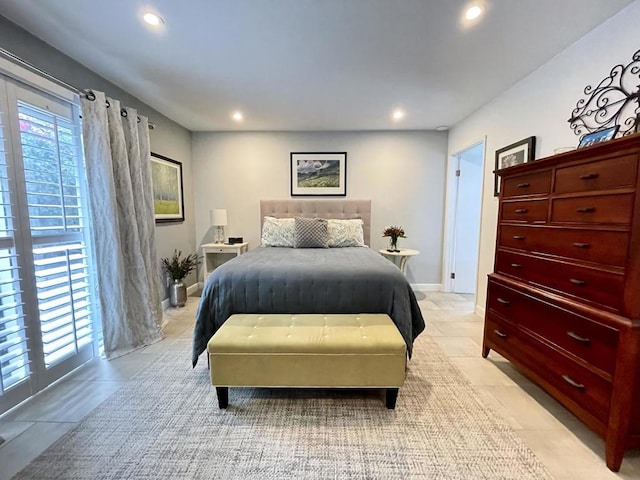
[207, 313, 407, 409]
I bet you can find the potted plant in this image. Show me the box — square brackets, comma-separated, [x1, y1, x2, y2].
[160, 249, 199, 307]
[382, 226, 406, 252]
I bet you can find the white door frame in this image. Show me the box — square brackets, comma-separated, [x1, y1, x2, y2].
[441, 137, 486, 293]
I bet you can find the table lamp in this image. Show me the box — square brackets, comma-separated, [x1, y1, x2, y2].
[211, 209, 227, 244]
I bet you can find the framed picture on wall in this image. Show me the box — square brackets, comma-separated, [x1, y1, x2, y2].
[494, 136, 536, 197]
[150, 152, 185, 223]
[290, 152, 347, 196]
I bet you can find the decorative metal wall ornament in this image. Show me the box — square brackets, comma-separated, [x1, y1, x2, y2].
[568, 49, 640, 139]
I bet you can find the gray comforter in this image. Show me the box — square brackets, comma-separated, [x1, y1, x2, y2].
[192, 247, 425, 366]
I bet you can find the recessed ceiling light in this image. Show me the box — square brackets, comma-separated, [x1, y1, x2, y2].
[232, 111, 243, 121]
[392, 109, 405, 121]
[143, 12, 164, 26]
[465, 5, 483, 20]
[435, 125, 449, 131]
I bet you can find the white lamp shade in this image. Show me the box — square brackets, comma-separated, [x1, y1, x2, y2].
[210, 209, 228, 226]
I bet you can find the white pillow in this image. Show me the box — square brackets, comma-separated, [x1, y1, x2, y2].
[261, 216, 295, 247]
[327, 218, 365, 247]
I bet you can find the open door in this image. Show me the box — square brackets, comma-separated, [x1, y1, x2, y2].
[444, 141, 484, 294]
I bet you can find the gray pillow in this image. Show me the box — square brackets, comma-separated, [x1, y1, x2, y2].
[294, 217, 329, 248]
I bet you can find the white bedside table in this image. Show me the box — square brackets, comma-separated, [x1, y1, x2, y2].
[202, 242, 249, 282]
[379, 248, 419, 275]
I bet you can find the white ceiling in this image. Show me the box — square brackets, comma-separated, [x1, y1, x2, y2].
[0, 0, 634, 132]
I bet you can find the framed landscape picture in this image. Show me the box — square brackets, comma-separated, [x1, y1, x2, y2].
[290, 152, 347, 196]
[150, 152, 184, 223]
[577, 125, 619, 148]
[494, 136, 536, 197]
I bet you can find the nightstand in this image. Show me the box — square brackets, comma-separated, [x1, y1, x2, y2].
[378, 248, 419, 275]
[201, 242, 249, 282]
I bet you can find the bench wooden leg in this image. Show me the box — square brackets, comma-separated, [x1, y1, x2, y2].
[216, 387, 228, 409]
[386, 388, 399, 409]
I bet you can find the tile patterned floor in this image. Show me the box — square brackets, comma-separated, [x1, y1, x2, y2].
[1, 292, 639, 479]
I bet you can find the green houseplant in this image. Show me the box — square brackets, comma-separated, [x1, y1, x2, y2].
[160, 250, 199, 307]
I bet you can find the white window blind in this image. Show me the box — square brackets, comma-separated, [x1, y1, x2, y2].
[17, 101, 94, 369]
[0, 62, 99, 414]
[0, 97, 30, 394]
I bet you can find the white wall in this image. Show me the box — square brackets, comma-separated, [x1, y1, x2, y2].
[192, 130, 448, 285]
[447, 0, 640, 312]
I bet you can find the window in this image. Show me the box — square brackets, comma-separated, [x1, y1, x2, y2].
[0, 98, 29, 396]
[0, 58, 99, 414]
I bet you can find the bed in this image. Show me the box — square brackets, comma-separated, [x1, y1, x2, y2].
[192, 199, 425, 367]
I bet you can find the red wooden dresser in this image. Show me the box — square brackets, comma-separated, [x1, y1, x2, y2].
[483, 133, 640, 472]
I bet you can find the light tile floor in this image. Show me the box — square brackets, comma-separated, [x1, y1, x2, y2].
[0, 292, 639, 479]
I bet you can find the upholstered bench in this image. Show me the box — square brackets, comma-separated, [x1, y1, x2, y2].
[207, 313, 407, 409]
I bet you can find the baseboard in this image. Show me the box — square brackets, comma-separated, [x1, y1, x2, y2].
[161, 298, 170, 311]
[187, 283, 199, 296]
[411, 283, 442, 292]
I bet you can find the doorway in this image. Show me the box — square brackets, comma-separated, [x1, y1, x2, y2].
[444, 141, 484, 294]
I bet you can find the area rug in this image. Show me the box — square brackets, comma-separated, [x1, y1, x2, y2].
[13, 332, 552, 479]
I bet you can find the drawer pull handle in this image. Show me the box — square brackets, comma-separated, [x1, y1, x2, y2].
[579, 173, 599, 180]
[567, 331, 590, 344]
[576, 207, 595, 213]
[572, 242, 590, 249]
[562, 374, 585, 390]
[496, 297, 510, 306]
[516, 182, 530, 189]
[510, 263, 522, 268]
[569, 278, 585, 286]
[512, 235, 525, 240]
[494, 329, 507, 338]
[514, 208, 528, 213]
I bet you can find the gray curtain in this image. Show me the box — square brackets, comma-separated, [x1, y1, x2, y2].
[81, 90, 163, 358]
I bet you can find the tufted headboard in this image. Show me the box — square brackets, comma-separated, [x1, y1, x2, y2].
[260, 199, 372, 246]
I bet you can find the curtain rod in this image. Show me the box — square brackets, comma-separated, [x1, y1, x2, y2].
[0, 47, 79, 93]
[0, 47, 156, 130]
[83, 90, 155, 129]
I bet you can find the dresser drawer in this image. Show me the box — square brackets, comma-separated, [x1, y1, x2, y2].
[503, 170, 552, 198]
[495, 250, 624, 310]
[484, 314, 521, 355]
[522, 329, 613, 423]
[501, 199, 548, 223]
[485, 310, 612, 424]
[554, 154, 638, 194]
[551, 193, 634, 225]
[487, 279, 619, 375]
[499, 225, 629, 267]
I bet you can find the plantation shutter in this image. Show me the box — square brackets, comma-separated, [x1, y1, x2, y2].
[0, 54, 100, 414]
[17, 96, 95, 369]
[0, 80, 30, 396]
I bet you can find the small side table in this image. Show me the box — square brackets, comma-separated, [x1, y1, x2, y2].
[202, 242, 249, 282]
[379, 248, 420, 275]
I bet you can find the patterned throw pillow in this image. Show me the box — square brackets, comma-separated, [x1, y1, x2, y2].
[327, 218, 365, 247]
[294, 217, 329, 248]
[261, 216, 295, 247]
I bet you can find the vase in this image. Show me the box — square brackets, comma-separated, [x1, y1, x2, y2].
[169, 279, 187, 307]
[389, 238, 398, 252]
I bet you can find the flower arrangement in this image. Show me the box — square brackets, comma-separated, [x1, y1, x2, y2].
[382, 226, 406, 252]
[160, 249, 199, 281]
